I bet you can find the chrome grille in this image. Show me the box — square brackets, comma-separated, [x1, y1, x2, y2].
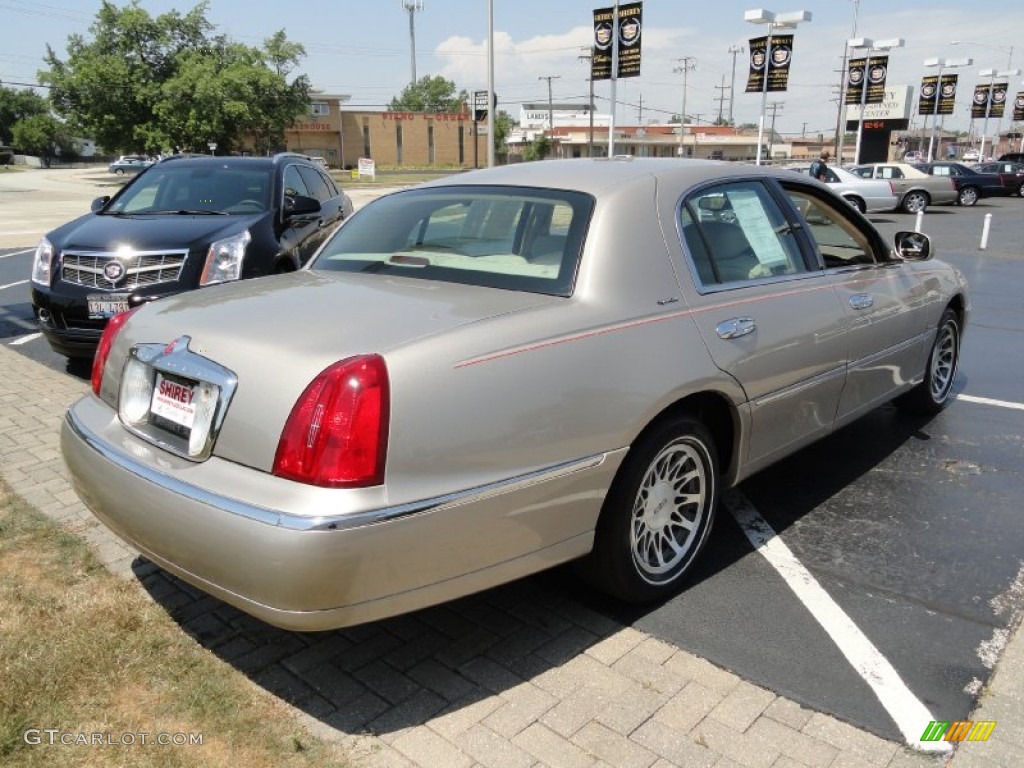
[61, 249, 189, 289]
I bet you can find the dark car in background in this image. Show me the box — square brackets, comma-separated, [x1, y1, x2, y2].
[911, 161, 1008, 206]
[973, 161, 1024, 196]
[31, 153, 353, 358]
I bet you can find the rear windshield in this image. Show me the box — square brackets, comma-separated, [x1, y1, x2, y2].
[311, 185, 594, 296]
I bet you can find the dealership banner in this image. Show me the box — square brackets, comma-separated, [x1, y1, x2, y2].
[972, 82, 1009, 119]
[919, 74, 958, 116]
[1014, 91, 1024, 121]
[591, 2, 642, 81]
[745, 34, 794, 93]
[845, 55, 889, 105]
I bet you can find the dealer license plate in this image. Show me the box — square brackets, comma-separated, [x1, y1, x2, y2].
[87, 294, 130, 319]
[150, 372, 197, 431]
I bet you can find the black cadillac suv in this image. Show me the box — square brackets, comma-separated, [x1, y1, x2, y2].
[30, 153, 353, 358]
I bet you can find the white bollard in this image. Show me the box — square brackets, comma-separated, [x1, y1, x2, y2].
[914, 210, 924, 233]
[980, 213, 992, 250]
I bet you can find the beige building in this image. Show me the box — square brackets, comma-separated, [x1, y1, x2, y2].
[268, 93, 488, 169]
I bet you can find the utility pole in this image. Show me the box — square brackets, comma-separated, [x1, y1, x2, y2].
[636, 93, 644, 123]
[714, 74, 728, 124]
[728, 44, 745, 125]
[539, 75, 561, 157]
[401, 1, 424, 86]
[767, 101, 784, 160]
[578, 47, 596, 157]
[674, 56, 697, 158]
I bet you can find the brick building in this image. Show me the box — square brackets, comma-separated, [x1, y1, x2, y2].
[271, 93, 488, 169]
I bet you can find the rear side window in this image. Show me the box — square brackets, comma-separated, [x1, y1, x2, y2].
[297, 165, 332, 201]
[312, 186, 593, 296]
[679, 181, 808, 286]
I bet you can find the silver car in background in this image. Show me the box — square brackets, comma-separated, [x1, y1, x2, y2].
[788, 163, 898, 213]
[61, 159, 969, 631]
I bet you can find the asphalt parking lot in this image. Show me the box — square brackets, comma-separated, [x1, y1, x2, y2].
[1, 169, 1022, 761]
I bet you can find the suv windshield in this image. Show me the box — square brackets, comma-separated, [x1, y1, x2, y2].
[312, 185, 593, 297]
[105, 163, 273, 215]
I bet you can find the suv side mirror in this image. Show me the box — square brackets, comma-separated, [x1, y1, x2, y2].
[91, 196, 110, 213]
[284, 195, 321, 218]
[893, 231, 932, 261]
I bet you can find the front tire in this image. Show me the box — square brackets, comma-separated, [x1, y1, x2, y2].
[958, 186, 979, 206]
[902, 190, 930, 214]
[899, 308, 961, 414]
[589, 415, 719, 603]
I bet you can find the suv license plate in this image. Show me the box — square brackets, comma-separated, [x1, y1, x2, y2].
[150, 372, 197, 431]
[87, 294, 130, 319]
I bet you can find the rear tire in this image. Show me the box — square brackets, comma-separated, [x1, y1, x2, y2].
[589, 415, 719, 603]
[847, 196, 867, 214]
[902, 191, 930, 214]
[957, 186, 979, 206]
[898, 308, 961, 415]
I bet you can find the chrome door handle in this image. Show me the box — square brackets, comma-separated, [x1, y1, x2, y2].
[716, 317, 756, 339]
[849, 294, 874, 310]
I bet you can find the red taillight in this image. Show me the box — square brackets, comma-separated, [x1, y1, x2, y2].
[91, 308, 138, 396]
[273, 355, 390, 488]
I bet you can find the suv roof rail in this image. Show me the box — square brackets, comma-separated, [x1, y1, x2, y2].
[272, 152, 314, 164]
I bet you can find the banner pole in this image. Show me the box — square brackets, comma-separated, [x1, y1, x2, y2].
[756, 27, 774, 165]
[927, 65, 943, 162]
[979, 74, 994, 161]
[608, 0, 619, 157]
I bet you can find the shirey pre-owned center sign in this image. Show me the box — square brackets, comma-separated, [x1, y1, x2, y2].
[845, 85, 912, 162]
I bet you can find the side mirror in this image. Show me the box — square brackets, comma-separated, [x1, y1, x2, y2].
[90, 196, 110, 213]
[284, 195, 321, 218]
[893, 230, 932, 261]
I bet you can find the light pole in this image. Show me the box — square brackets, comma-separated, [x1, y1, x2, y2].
[401, 1, 424, 86]
[847, 37, 904, 165]
[977, 67, 1021, 160]
[923, 57, 972, 162]
[674, 57, 697, 157]
[744, 8, 812, 165]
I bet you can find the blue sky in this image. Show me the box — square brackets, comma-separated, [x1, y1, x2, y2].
[3, 0, 1022, 137]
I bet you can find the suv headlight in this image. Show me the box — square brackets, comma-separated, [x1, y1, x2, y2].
[31, 237, 55, 286]
[200, 230, 251, 286]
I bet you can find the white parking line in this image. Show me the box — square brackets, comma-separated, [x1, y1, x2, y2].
[727, 490, 951, 755]
[0, 248, 35, 259]
[957, 394, 1024, 412]
[9, 332, 41, 346]
[0, 280, 29, 291]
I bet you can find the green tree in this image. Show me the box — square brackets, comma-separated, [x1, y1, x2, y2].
[40, 1, 309, 154]
[11, 114, 77, 167]
[492, 110, 514, 158]
[389, 75, 468, 114]
[0, 86, 48, 146]
[521, 134, 551, 162]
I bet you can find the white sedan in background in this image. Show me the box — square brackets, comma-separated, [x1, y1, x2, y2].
[787, 164, 898, 213]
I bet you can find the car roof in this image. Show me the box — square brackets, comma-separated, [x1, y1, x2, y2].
[155, 153, 314, 170]
[421, 157, 799, 196]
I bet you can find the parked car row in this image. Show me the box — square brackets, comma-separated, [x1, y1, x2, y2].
[846, 163, 959, 212]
